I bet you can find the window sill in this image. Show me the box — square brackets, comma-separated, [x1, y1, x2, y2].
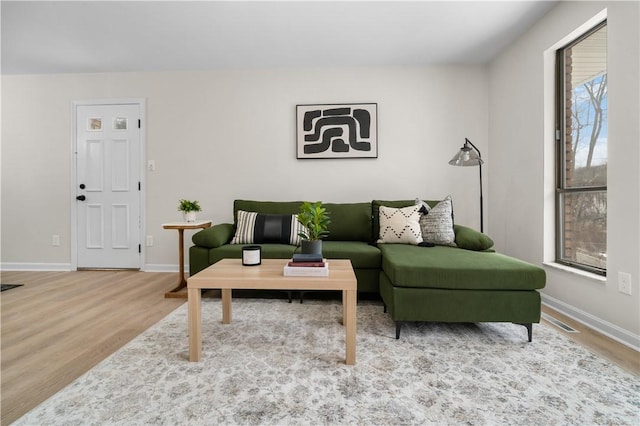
[543, 262, 607, 283]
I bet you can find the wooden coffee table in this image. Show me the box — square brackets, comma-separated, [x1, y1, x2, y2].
[187, 258, 357, 365]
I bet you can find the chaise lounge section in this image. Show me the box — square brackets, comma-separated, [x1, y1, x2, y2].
[379, 244, 545, 340]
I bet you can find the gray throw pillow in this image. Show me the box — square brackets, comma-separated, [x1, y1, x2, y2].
[419, 195, 456, 247]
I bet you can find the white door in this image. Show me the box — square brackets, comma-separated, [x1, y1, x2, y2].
[75, 104, 141, 269]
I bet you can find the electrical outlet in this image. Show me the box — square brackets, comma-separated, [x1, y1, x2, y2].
[618, 272, 632, 295]
[147, 160, 156, 172]
[52, 235, 60, 246]
[146, 235, 153, 247]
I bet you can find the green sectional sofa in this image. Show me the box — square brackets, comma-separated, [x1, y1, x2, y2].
[189, 199, 546, 341]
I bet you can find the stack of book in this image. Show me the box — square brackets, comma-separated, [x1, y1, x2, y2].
[283, 253, 329, 276]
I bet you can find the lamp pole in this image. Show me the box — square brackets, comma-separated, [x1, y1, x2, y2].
[464, 138, 483, 233]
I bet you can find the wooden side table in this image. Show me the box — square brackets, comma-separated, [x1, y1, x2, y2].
[163, 220, 212, 298]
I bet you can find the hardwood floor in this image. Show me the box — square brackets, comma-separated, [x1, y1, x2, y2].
[1, 271, 638, 425]
[541, 305, 639, 376]
[1, 271, 184, 426]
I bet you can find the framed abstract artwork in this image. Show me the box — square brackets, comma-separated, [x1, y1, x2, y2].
[296, 103, 378, 159]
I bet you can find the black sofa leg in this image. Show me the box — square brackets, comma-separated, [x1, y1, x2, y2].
[516, 323, 533, 342]
[395, 322, 403, 339]
[383, 304, 387, 313]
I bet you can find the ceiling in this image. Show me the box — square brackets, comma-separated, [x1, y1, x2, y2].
[1, 1, 558, 75]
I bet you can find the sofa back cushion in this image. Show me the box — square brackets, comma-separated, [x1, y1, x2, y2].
[323, 202, 372, 242]
[234, 200, 304, 221]
[233, 200, 372, 243]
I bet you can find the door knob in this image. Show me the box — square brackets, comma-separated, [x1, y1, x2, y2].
[76, 195, 86, 201]
[79, 184, 86, 189]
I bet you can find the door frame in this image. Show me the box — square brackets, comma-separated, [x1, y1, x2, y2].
[70, 98, 147, 271]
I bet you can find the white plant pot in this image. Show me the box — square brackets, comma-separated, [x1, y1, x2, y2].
[184, 211, 197, 223]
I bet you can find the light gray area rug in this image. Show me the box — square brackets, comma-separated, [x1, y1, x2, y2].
[15, 299, 639, 425]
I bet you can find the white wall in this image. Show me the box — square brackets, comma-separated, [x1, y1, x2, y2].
[1, 66, 488, 269]
[489, 1, 639, 346]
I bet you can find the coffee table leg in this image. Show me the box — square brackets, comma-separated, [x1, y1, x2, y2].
[222, 288, 232, 324]
[188, 287, 202, 362]
[344, 289, 357, 365]
[342, 290, 346, 325]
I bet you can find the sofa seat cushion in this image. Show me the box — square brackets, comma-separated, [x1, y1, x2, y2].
[303, 241, 381, 269]
[379, 244, 545, 291]
[209, 244, 297, 265]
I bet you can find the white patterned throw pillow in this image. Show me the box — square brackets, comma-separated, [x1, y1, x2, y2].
[377, 205, 423, 245]
[419, 195, 456, 247]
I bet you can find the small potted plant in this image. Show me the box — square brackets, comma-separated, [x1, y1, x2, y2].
[178, 199, 201, 223]
[297, 201, 331, 255]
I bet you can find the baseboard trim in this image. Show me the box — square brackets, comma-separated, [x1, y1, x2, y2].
[0, 263, 184, 274]
[541, 293, 640, 352]
[144, 264, 181, 273]
[0, 263, 73, 271]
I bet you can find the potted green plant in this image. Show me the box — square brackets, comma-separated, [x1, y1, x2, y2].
[178, 199, 201, 223]
[297, 201, 331, 255]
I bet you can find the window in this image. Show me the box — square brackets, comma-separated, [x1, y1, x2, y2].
[556, 21, 607, 275]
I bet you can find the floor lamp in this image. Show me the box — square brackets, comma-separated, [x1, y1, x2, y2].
[449, 138, 484, 233]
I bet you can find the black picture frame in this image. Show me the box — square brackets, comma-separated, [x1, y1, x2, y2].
[296, 103, 378, 159]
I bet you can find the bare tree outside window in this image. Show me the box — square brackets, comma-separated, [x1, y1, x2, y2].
[557, 22, 607, 274]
